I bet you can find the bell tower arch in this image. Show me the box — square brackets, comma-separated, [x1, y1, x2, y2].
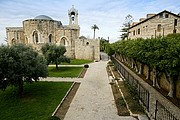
[68, 5, 78, 25]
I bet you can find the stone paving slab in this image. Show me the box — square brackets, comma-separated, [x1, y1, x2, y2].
[41, 77, 82, 83]
[64, 61, 136, 120]
[48, 65, 84, 67]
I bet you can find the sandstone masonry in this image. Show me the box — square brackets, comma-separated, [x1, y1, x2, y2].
[6, 6, 100, 61]
[129, 10, 180, 39]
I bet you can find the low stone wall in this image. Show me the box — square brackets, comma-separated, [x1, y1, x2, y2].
[138, 61, 180, 99]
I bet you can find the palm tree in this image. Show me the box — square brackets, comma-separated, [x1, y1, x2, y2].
[91, 24, 99, 39]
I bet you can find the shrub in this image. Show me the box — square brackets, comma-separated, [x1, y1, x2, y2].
[84, 64, 89, 68]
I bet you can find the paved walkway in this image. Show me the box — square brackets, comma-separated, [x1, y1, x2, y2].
[63, 61, 136, 120]
[41, 60, 136, 119]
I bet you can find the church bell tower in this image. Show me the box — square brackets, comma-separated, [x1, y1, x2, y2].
[68, 5, 78, 25]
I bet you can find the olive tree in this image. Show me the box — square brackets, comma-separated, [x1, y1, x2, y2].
[0, 44, 48, 95]
[41, 43, 70, 69]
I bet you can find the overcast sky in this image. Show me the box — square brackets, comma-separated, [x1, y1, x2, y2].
[0, 0, 180, 44]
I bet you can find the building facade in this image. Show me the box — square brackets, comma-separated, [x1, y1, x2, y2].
[6, 6, 100, 61]
[128, 10, 180, 39]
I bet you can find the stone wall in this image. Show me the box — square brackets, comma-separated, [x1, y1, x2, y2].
[75, 38, 100, 61]
[23, 19, 58, 44]
[64, 46, 75, 59]
[6, 13, 99, 61]
[129, 11, 180, 39]
[6, 27, 25, 45]
[176, 81, 180, 99]
[142, 64, 180, 99]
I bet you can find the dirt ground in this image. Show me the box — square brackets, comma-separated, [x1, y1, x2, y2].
[107, 61, 144, 118]
[55, 83, 80, 120]
[78, 68, 87, 78]
[54, 68, 87, 119]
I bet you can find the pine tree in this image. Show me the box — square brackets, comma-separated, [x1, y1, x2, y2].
[120, 14, 133, 40]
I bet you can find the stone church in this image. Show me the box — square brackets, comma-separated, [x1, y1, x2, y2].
[6, 6, 100, 61]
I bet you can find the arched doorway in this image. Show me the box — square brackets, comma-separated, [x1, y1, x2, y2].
[60, 37, 69, 46]
[32, 31, 38, 44]
[49, 34, 53, 43]
[11, 38, 16, 45]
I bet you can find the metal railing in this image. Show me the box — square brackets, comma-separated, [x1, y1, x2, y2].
[155, 101, 178, 120]
[111, 56, 150, 111]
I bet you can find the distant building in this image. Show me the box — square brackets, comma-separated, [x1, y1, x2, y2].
[6, 6, 100, 61]
[128, 10, 180, 39]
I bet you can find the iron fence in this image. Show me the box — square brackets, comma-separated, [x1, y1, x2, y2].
[155, 100, 178, 120]
[111, 56, 149, 111]
[111, 56, 179, 120]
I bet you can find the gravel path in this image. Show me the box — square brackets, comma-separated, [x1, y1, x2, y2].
[64, 61, 136, 120]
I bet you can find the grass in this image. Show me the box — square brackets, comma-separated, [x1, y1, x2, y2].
[0, 82, 72, 120]
[61, 59, 93, 65]
[48, 66, 83, 77]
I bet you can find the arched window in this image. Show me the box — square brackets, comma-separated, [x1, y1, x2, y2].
[60, 37, 68, 46]
[49, 34, 52, 43]
[157, 24, 161, 32]
[32, 31, 38, 44]
[71, 12, 75, 24]
[11, 38, 16, 44]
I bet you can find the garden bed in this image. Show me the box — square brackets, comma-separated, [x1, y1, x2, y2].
[55, 82, 80, 119]
[107, 61, 144, 117]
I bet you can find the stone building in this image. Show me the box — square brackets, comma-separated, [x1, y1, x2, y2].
[6, 6, 100, 61]
[128, 10, 180, 39]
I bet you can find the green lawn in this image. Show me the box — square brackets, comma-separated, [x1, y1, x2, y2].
[0, 82, 72, 120]
[48, 66, 83, 77]
[61, 59, 93, 65]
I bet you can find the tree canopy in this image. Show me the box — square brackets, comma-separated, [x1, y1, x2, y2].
[91, 24, 99, 39]
[0, 44, 48, 95]
[112, 33, 180, 97]
[41, 43, 70, 69]
[120, 14, 133, 40]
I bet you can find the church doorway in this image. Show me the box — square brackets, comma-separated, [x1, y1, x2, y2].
[60, 37, 69, 46]
[32, 31, 38, 44]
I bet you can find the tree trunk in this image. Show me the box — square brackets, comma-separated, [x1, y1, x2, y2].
[138, 63, 143, 75]
[124, 56, 127, 64]
[152, 68, 160, 88]
[93, 29, 95, 39]
[18, 80, 24, 96]
[153, 68, 157, 87]
[146, 66, 150, 80]
[131, 58, 134, 69]
[128, 58, 131, 66]
[121, 55, 124, 62]
[56, 63, 58, 70]
[168, 76, 175, 97]
[165, 71, 175, 98]
[132, 58, 138, 72]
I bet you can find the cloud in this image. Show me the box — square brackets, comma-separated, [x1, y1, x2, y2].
[0, 0, 180, 44]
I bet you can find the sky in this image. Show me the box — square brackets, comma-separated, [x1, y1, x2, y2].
[0, 0, 180, 44]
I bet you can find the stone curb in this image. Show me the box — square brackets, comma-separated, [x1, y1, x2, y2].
[52, 82, 76, 116]
[77, 67, 85, 78]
